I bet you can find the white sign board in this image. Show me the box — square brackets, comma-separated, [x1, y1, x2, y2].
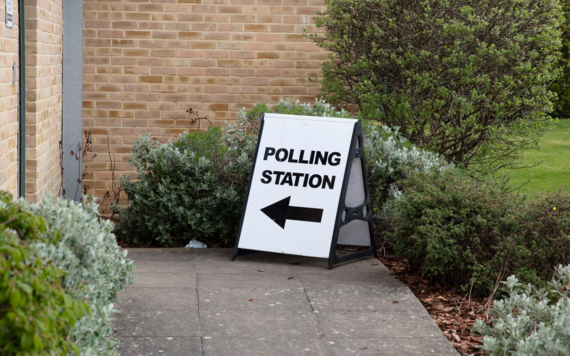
[235, 113, 373, 260]
[6, 0, 13, 28]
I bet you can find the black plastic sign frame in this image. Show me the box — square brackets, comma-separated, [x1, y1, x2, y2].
[232, 114, 377, 269]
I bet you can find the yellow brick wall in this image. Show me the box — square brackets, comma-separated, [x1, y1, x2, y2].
[0, 0, 19, 197]
[82, 0, 327, 201]
[25, 0, 63, 202]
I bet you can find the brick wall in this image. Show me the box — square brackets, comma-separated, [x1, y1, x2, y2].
[82, 0, 327, 202]
[0, 0, 19, 197]
[25, 0, 63, 202]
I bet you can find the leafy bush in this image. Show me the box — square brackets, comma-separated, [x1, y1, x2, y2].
[309, 0, 563, 173]
[551, 0, 570, 118]
[113, 128, 246, 247]
[113, 98, 445, 248]
[474, 264, 570, 355]
[517, 192, 570, 283]
[20, 195, 135, 356]
[390, 169, 570, 293]
[390, 170, 522, 290]
[113, 99, 355, 247]
[0, 192, 86, 355]
[363, 123, 452, 251]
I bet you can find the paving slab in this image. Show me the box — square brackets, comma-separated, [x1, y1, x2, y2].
[326, 337, 458, 355]
[113, 288, 200, 337]
[113, 248, 458, 356]
[316, 310, 442, 339]
[305, 287, 421, 311]
[125, 249, 197, 263]
[197, 273, 304, 289]
[200, 308, 322, 339]
[198, 287, 313, 312]
[202, 337, 332, 356]
[115, 337, 202, 356]
[130, 272, 197, 288]
[297, 273, 404, 289]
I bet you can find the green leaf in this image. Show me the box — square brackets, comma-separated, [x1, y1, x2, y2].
[21, 333, 33, 350]
[33, 333, 43, 350]
[9, 289, 23, 309]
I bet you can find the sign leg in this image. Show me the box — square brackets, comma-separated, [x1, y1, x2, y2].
[231, 248, 259, 261]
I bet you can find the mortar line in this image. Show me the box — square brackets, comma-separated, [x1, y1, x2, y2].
[194, 259, 204, 356]
[298, 275, 335, 356]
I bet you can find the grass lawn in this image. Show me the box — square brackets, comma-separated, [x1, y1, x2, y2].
[500, 119, 570, 196]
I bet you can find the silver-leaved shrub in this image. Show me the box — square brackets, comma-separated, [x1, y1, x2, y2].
[20, 195, 135, 356]
[363, 123, 451, 252]
[474, 264, 570, 355]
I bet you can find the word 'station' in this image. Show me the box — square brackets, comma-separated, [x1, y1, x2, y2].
[260, 147, 341, 190]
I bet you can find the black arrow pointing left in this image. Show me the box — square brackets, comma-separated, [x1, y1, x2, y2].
[261, 196, 323, 229]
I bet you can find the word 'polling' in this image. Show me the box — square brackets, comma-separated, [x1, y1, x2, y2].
[260, 147, 342, 190]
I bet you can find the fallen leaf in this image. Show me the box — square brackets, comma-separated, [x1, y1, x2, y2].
[326, 275, 331, 278]
[257, 269, 265, 272]
[248, 298, 254, 302]
[288, 275, 294, 280]
[392, 300, 399, 303]
[560, 286, 565, 292]
[371, 263, 379, 265]
[423, 279, 429, 285]
[566, 283, 570, 289]
[360, 347, 368, 350]
[452, 333, 461, 342]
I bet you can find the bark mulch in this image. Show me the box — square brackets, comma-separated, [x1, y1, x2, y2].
[378, 255, 489, 356]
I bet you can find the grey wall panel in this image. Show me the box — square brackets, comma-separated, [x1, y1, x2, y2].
[62, 0, 83, 200]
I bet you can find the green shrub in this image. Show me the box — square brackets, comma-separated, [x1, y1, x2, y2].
[113, 99, 353, 247]
[309, 0, 563, 174]
[551, 0, 570, 118]
[390, 169, 570, 293]
[113, 98, 445, 248]
[390, 169, 523, 291]
[474, 264, 570, 355]
[517, 191, 570, 283]
[363, 123, 452, 252]
[113, 128, 246, 247]
[0, 191, 87, 355]
[20, 195, 135, 356]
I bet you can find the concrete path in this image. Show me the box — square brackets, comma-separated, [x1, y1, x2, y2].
[112, 248, 457, 356]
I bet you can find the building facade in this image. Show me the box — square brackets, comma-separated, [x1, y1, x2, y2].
[0, 0, 325, 203]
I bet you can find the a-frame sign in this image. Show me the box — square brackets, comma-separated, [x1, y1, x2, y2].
[232, 113, 377, 269]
